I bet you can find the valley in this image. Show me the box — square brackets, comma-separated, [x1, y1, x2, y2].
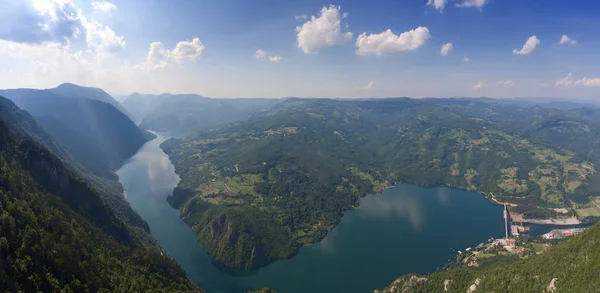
[161, 98, 600, 271]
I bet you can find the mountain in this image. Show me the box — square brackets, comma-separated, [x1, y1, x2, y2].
[161, 98, 600, 270]
[378, 222, 600, 292]
[0, 105, 201, 292]
[123, 93, 279, 136]
[49, 83, 130, 116]
[0, 88, 155, 178]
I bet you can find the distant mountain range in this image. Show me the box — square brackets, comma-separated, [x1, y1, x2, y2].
[123, 93, 279, 136]
[0, 84, 154, 178]
[0, 84, 156, 243]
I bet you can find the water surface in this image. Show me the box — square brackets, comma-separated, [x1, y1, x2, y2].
[117, 135, 505, 293]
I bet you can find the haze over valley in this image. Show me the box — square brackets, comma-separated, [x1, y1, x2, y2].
[2, 0, 600, 292]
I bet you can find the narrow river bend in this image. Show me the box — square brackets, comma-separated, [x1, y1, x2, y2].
[117, 134, 505, 293]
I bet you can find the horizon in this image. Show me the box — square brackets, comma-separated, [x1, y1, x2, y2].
[2, 81, 598, 102]
[1, 0, 599, 98]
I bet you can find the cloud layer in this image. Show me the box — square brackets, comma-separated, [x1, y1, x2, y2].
[440, 43, 453, 56]
[146, 38, 204, 70]
[296, 5, 353, 54]
[512, 36, 540, 55]
[355, 27, 431, 56]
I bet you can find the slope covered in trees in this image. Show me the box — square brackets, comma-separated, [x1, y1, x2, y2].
[0, 96, 153, 243]
[123, 93, 278, 136]
[162, 98, 599, 270]
[378, 222, 600, 293]
[0, 112, 200, 292]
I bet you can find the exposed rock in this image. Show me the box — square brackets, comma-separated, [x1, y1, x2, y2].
[547, 278, 558, 292]
[444, 279, 452, 291]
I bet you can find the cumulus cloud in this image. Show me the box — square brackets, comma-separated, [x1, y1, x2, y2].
[362, 80, 374, 90]
[355, 26, 431, 56]
[440, 43, 453, 56]
[269, 56, 282, 62]
[575, 77, 600, 87]
[463, 56, 470, 62]
[172, 38, 204, 62]
[555, 73, 574, 87]
[557, 34, 577, 46]
[295, 15, 307, 20]
[255, 49, 266, 60]
[473, 82, 486, 89]
[145, 38, 204, 70]
[84, 20, 125, 53]
[0, 0, 84, 44]
[555, 73, 600, 88]
[456, 0, 488, 9]
[296, 5, 353, 54]
[512, 36, 540, 55]
[427, 0, 448, 12]
[91, 1, 116, 14]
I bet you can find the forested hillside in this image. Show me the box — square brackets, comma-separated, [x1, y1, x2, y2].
[0, 96, 153, 242]
[162, 98, 600, 270]
[378, 222, 600, 293]
[123, 93, 278, 136]
[0, 113, 201, 292]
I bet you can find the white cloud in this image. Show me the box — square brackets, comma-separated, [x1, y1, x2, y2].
[91, 1, 116, 14]
[295, 15, 307, 20]
[512, 36, 540, 55]
[269, 56, 282, 63]
[427, 0, 448, 12]
[440, 43, 453, 56]
[473, 80, 515, 89]
[355, 26, 431, 56]
[362, 80, 374, 90]
[145, 38, 204, 70]
[495, 80, 515, 88]
[555, 73, 600, 88]
[557, 34, 577, 46]
[0, 0, 84, 44]
[473, 82, 486, 89]
[555, 73, 574, 87]
[463, 56, 470, 62]
[575, 77, 600, 87]
[172, 38, 204, 62]
[255, 49, 266, 60]
[296, 5, 353, 54]
[83, 20, 125, 53]
[456, 0, 488, 9]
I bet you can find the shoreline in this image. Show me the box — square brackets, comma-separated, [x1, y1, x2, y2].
[510, 212, 581, 225]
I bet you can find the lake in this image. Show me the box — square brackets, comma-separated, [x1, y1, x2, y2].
[117, 135, 505, 293]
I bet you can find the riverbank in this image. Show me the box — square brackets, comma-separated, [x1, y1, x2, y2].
[510, 212, 581, 225]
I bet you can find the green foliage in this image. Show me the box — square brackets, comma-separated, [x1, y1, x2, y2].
[163, 98, 598, 270]
[0, 116, 200, 292]
[378, 222, 600, 293]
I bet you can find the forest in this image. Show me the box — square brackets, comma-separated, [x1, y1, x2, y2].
[162, 97, 600, 270]
[0, 96, 201, 292]
[378, 221, 600, 293]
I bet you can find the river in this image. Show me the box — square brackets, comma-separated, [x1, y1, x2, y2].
[117, 134, 505, 293]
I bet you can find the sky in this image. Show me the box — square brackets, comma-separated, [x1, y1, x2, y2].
[1, 0, 599, 99]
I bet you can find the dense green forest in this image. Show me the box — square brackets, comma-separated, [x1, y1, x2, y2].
[0, 89, 157, 243]
[162, 98, 600, 270]
[123, 93, 278, 136]
[378, 222, 600, 293]
[0, 110, 200, 291]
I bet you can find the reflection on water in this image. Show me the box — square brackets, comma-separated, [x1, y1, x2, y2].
[358, 191, 424, 232]
[118, 135, 505, 293]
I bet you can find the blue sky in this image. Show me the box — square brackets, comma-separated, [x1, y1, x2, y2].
[0, 0, 599, 98]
